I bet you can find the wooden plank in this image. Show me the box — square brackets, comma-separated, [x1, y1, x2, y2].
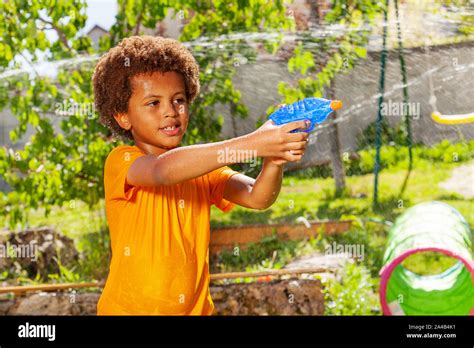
[0, 268, 330, 294]
[210, 220, 352, 255]
[210, 267, 329, 281]
[0, 282, 101, 295]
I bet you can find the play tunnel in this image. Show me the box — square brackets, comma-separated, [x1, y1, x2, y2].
[379, 201, 474, 315]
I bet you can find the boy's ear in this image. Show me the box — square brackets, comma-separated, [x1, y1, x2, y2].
[113, 113, 132, 131]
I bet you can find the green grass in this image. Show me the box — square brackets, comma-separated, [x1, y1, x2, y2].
[0, 199, 107, 244]
[211, 159, 474, 230]
[401, 252, 460, 276]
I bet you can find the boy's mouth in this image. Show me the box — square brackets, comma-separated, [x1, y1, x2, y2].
[159, 124, 181, 136]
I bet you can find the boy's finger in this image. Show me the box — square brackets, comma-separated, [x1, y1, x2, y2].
[285, 131, 309, 142]
[282, 120, 310, 132]
[285, 141, 307, 151]
[260, 119, 276, 129]
[284, 152, 304, 162]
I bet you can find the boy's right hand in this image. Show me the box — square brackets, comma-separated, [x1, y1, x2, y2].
[250, 119, 310, 163]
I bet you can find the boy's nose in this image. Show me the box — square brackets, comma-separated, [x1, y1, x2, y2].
[162, 101, 179, 118]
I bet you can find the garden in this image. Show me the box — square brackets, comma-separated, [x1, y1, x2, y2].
[0, 0, 473, 317]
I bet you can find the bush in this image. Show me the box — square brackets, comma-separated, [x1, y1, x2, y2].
[76, 229, 111, 281]
[286, 140, 474, 179]
[356, 120, 408, 151]
[321, 261, 380, 315]
[417, 139, 474, 163]
[213, 231, 301, 273]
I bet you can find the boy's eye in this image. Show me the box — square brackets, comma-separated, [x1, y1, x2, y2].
[174, 98, 186, 105]
[147, 100, 159, 107]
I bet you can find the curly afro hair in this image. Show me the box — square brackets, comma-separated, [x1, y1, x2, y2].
[92, 35, 200, 141]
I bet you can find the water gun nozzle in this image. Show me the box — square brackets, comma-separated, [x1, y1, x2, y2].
[330, 100, 343, 111]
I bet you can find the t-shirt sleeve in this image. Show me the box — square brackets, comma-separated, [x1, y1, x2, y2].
[104, 145, 145, 202]
[208, 166, 240, 213]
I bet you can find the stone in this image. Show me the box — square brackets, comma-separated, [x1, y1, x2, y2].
[6, 292, 100, 316]
[0, 227, 78, 280]
[210, 278, 324, 315]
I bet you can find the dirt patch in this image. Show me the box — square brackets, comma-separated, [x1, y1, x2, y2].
[284, 252, 350, 271]
[211, 278, 324, 315]
[0, 278, 325, 316]
[0, 292, 100, 315]
[439, 163, 474, 199]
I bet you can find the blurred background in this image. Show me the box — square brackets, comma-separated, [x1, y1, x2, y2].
[0, 0, 473, 315]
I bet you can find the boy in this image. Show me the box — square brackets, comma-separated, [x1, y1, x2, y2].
[93, 36, 309, 315]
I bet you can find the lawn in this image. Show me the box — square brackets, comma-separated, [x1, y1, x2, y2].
[211, 160, 473, 229]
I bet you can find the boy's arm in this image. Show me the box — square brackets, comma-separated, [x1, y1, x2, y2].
[223, 159, 285, 210]
[127, 120, 309, 187]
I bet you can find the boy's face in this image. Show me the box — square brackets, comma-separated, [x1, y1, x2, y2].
[114, 71, 189, 155]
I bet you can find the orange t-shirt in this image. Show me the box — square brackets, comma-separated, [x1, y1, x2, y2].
[97, 145, 239, 315]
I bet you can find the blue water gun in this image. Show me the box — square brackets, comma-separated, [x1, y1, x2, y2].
[269, 98, 343, 133]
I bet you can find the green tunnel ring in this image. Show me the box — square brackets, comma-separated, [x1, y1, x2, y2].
[379, 201, 474, 315]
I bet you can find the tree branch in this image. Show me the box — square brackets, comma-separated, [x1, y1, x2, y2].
[134, 12, 142, 35]
[37, 17, 70, 49]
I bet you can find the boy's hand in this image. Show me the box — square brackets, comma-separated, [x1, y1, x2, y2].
[251, 104, 309, 165]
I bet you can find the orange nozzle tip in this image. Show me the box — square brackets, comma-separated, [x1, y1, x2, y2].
[330, 100, 343, 110]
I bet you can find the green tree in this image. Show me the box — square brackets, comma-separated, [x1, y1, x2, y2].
[0, 0, 292, 229]
[275, 0, 384, 195]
